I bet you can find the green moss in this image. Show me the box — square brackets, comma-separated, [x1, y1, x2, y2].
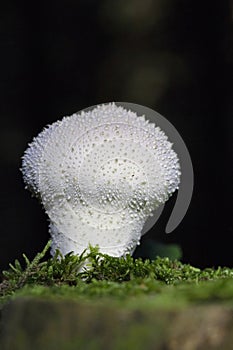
[0, 240, 233, 309]
[1, 242, 233, 349]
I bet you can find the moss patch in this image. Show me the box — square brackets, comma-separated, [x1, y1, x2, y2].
[0, 242, 233, 350]
[1, 240, 233, 307]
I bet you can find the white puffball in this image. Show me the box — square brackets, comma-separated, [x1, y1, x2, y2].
[22, 103, 180, 257]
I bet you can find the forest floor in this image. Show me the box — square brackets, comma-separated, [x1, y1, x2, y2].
[0, 241, 233, 350]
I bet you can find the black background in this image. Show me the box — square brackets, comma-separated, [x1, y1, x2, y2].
[0, 0, 232, 271]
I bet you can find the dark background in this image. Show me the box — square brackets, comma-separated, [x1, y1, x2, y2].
[0, 0, 232, 271]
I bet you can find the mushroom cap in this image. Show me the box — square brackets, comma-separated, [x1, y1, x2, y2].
[22, 103, 180, 256]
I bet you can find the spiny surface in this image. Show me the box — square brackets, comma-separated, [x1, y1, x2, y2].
[22, 103, 180, 257]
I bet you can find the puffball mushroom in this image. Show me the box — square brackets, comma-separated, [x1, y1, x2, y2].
[22, 103, 180, 257]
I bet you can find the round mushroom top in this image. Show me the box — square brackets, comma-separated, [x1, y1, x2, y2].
[22, 103, 180, 256]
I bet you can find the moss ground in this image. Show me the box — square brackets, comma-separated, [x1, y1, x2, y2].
[0, 241, 233, 349]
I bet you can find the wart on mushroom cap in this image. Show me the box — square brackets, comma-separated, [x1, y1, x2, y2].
[21, 103, 181, 257]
